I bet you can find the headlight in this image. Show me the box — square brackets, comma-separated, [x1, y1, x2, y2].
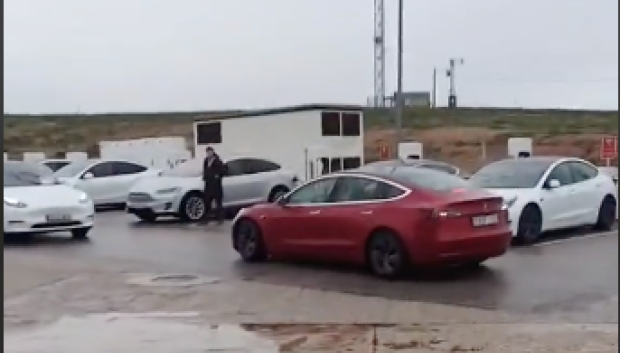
[78, 192, 90, 203]
[502, 196, 518, 209]
[156, 187, 180, 194]
[4, 197, 27, 208]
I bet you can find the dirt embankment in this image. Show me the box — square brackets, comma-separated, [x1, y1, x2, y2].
[4, 107, 618, 172]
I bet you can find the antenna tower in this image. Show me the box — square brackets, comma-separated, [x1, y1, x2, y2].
[373, 0, 386, 107]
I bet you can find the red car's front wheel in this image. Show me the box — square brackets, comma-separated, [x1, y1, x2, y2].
[233, 218, 267, 262]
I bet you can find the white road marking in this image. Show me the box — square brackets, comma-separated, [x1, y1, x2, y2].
[535, 230, 618, 247]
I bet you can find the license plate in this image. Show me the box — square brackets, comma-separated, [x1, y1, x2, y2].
[472, 214, 498, 227]
[46, 214, 71, 222]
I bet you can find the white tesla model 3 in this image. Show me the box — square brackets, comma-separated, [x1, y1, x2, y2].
[4, 161, 95, 239]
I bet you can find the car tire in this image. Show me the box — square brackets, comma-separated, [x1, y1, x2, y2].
[267, 186, 290, 203]
[366, 230, 409, 279]
[594, 196, 616, 231]
[515, 204, 543, 245]
[179, 192, 206, 222]
[71, 227, 92, 240]
[233, 218, 267, 262]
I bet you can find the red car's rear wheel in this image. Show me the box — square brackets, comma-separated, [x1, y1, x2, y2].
[366, 230, 409, 279]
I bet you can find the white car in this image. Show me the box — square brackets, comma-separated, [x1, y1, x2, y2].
[127, 157, 299, 222]
[598, 166, 618, 185]
[470, 156, 617, 244]
[54, 159, 159, 207]
[4, 161, 95, 239]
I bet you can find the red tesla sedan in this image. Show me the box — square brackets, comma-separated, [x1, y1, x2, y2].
[231, 165, 512, 278]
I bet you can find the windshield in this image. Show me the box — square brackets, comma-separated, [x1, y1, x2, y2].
[54, 160, 92, 178]
[470, 159, 551, 189]
[384, 166, 473, 192]
[161, 159, 202, 177]
[4, 162, 55, 187]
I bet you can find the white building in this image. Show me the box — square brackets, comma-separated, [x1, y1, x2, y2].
[193, 104, 365, 180]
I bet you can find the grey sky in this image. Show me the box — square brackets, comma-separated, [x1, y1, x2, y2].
[4, 0, 618, 113]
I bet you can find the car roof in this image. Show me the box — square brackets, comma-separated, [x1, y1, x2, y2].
[365, 158, 454, 167]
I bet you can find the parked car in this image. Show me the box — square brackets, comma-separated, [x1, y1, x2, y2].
[360, 159, 470, 179]
[54, 159, 159, 207]
[231, 166, 511, 279]
[126, 157, 299, 222]
[469, 157, 617, 244]
[40, 159, 72, 172]
[4, 161, 95, 239]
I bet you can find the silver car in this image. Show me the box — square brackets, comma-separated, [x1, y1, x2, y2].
[126, 157, 300, 222]
[359, 158, 470, 179]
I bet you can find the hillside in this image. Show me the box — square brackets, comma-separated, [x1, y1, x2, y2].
[4, 107, 618, 171]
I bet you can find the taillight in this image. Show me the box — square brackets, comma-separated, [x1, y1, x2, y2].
[432, 209, 462, 218]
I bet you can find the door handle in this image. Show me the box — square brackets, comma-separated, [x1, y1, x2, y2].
[308, 210, 321, 215]
[361, 210, 373, 215]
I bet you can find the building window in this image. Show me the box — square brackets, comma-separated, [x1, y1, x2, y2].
[342, 157, 362, 170]
[321, 112, 341, 136]
[196, 122, 222, 144]
[341, 113, 361, 136]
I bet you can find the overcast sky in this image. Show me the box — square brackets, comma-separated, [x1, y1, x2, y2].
[4, 0, 618, 113]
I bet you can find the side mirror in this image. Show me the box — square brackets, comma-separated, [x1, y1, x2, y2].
[546, 179, 561, 189]
[275, 195, 288, 206]
[82, 172, 94, 180]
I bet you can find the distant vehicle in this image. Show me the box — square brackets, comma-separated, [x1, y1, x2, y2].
[598, 166, 618, 185]
[54, 159, 159, 207]
[470, 157, 617, 244]
[4, 161, 95, 239]
[360, 159, 470, 179]
[127, 157, 300, 222]
[40, 159, 72, 172]
[231, 167, 511, 279]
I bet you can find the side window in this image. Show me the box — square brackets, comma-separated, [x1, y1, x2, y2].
[341, 113, 361, 136]
[86, 162, 115, 178]
[419, 163, 458, 175]
[246, 159, 281, 174]
[114, 162, 147, 175]
[546, 163, 574, 187]
[196, 122, 222, 144]
[330, 177, 404, 202]
[569, 162, 598, 183]
[321, 112, 340, 136]
[287, 178, 338, 205]
[225, 159, 247, 177]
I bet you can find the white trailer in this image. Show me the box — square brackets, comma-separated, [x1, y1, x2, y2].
[193, 104, 365, 181]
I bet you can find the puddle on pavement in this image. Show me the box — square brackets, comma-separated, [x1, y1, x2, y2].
[4, 312, 279, 352]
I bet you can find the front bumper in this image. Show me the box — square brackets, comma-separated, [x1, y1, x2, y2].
[4, 204, 95, 234]
[126, 193, 181, 216]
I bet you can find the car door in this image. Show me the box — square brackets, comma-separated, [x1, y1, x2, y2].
[263, 177, 338, 258]
[539, 162, 579, 229]
[75, 162, 117, 204]
[222, 159, 259, 207]
[111, 161, 149, 203]
[567, 161, 604, 223]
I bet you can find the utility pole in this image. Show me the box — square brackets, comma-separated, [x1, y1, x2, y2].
[394, 0, 404, 152]
[431, 67, 437, 108]
[446, 58, 464, 108]
[373, 0, 386, 107]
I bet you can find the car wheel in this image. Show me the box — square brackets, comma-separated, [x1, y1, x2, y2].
[594, 196, 616, 231]
[268, 186, 289, 203]
[71, 227, 92, 240]
[366, 230, 409, 279]
[179, 192, 206, 222]
[233, 218, 267, 262]
[515, 204, 542, 245]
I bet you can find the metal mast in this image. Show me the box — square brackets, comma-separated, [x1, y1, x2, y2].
[373, 0, 386, 107]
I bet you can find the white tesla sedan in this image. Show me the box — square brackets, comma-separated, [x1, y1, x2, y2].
[54, 159, 159, 207]
[127, 157, 299, 222]
[4, 161, 95, 239]
[470, 157, 617, 244]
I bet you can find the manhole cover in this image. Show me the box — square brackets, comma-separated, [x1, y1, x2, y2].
[126, 273, 220, 287]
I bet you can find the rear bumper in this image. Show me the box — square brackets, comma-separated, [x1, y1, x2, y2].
[416, 231, 512, 265]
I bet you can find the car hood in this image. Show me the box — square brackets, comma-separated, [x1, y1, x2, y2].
[486, 188, 535, 202]
[129, 176, 200, 193]
[4, 185, 86, 207]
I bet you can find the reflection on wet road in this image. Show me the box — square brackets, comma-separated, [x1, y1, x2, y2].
[5, 212, 618, 320]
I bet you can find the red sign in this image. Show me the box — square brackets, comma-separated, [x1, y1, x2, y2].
[378, 144, 390, 160]
[600, 136, 618, 160]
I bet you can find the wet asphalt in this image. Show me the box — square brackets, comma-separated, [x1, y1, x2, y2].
[4, 211, 618, 321]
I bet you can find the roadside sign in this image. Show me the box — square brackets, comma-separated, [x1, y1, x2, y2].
[600, 136, 618, 164]
[378, 144, 390, 160]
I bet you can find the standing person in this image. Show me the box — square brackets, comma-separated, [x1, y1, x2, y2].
[202, 146, 226, 224]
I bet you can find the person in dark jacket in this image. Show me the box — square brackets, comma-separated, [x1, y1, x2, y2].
[202, 147, 226, 224]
